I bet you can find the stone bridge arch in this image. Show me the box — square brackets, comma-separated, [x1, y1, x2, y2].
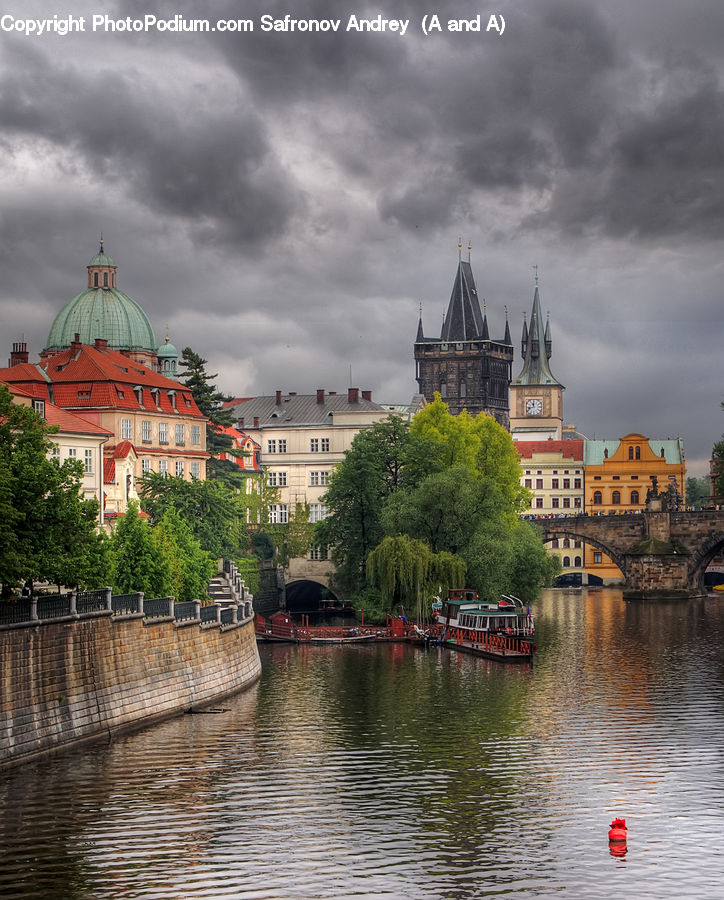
[687, 533, 724, 593]
[285, 578, 340, 613]
[541, 524, 628, 577]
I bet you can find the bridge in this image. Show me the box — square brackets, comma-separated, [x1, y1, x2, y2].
[539, 509, 724, 598]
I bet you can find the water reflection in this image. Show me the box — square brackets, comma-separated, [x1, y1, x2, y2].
[2, 588, 724, 898]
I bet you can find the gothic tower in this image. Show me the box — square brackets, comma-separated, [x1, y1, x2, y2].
[414, 243, 513, 425]
[509, 274, 564, 439]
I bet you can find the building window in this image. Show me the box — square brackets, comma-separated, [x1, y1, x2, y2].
[574, 555, 582, 567]
[460, 381, 466, 398]
[309, 471, 329, 487]
[574, 497, 582, 508]
[309, 504, 329, 523]
[593, 491, 602, 505]
[612, 490, 621, 505]
[563, 556, 571, 568]
[268, 440, 277, 453]
[440, 383, 447, 398]
[176, 460, 184, 477]
[536, 479, 543, 490]
[631, 490, 640, 505]
[574, 478, 581, 489]
[535, 497, 544, 509]
[563, 478, 570, 489]
[321, 438, 329, 452]
[191, 461, 200, 479]
[103, 272, 108, 287]
[636, 446, 641, 460]
[68, 448, 77, 459]
[121, 418, 132, 440]
[51, 444, 60, 462]
[268, 471, 288, 487]
[142, 420, 151, 442]
[191, 425, 201, 445]
[310, 438, 319, 452]
[562, 497, 571, 509]
[552, 497, 560, 509]
[269, 504, 288, 524]
[310, 547, 328, 561]
[159, 460, 168, 475]
[94, 273, 99, 287]
[629, 446, 634, 460]
[278, 439, 287, 453]
[551, 539, 559, 548]
[552, 479, 559, 489]
[175, 424, 184, 445]
[524, 479, 532, 489]
[593, 551, 602, 564]
[562, 538, 570, 548]
[141, 458, 151, 474]
[32, 399, 46, 418]
[84, 449, 93, 474]
[159, 422, 168, 444]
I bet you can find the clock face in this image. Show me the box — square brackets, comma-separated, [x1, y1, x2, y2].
[526, 398, 543, 416]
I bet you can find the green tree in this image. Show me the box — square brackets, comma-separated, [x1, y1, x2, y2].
[109, 501, 172, 597]
[686, 475, 711, 507]
[712, 438, 724, 500]
[317, 416, 409, 595]
[178, 347, 244, 485]
[366, 534, 466, 617]
[0, 385, 108, 597]
[138, 472, 245, 558]
[269, 502, 315, 569]
[154, 507, 216, 601]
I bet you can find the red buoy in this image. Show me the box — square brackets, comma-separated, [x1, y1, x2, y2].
[608, 817, 627, 843]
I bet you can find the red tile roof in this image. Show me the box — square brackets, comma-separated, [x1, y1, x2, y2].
[515, 439, 584, 460]
[104, 459, 116, 484]
[1, 379, 112, 437]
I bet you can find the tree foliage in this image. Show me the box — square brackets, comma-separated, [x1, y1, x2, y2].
[318, 396, 555, 613]
[0, 385, 108, 596]
[138, 472, 245, 558]
[108, 501, 172, 597]
[178, 347, 245, 485]
[154, 507, 216, 601]
[712, 437, 724, 500]
[316, 416, 409, 595]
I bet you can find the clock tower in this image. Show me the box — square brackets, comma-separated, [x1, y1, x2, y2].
[509, 275, 564, 440]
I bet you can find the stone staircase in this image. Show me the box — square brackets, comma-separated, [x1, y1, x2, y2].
[207, 574, 235, 606]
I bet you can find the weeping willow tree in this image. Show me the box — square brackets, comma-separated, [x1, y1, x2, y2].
[366, 535, 466, 619]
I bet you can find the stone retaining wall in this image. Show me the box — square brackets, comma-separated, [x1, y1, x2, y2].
[0, 612, 261, 766]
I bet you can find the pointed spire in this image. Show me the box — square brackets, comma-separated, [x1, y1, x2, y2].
[521, 312, 528, 359]
[440, 244, 485, 341]
[416, 302, 425, 342]
[544, 312, 552, 359]
[481, 299, 489, 340]
[512, 275, 561, 387]
[503, 305, 512, 345]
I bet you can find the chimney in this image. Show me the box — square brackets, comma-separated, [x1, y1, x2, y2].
[348, 387, 359, 403]
[94, 338, 109, 350]
[275, 390, 282, 405]
[70, 333, 83, 354]
[238, 417, 244, 429]
[9, 342, 28, 366]
[253, 416, 259, 428]
[316, 389, 325, 404]
[362, 390, 372, 402]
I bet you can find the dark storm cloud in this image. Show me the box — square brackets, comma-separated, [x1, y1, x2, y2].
[0, 0, 722, 471]
[0, 41, 298, 247]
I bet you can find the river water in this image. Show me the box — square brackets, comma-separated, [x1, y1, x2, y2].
[2, 588, 724, 899]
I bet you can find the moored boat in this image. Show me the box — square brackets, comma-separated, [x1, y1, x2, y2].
[433, 589, 536, 662]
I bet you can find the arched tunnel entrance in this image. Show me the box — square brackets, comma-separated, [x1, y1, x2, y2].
[285, 580, 353, 621]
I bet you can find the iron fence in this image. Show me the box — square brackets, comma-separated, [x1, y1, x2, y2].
[37, 595, 72, 619]
[112, 593, 143, 615]
[0, 600, 32, 626]
[174, 601, 198, 622]
[76, 589, 109, 615]
[143, 597, 173, 619]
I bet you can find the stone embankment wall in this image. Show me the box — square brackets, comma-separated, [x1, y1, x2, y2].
[0, 612, 261, 766]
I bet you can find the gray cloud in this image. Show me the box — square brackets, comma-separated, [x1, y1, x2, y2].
[0, 0, 721, 472]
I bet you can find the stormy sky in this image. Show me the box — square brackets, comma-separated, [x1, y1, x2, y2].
[0, 0, 722, 473]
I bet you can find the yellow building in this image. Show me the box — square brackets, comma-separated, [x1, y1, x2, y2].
[583, 433, 686, 582]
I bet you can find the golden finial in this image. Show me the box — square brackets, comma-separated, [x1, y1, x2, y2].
[165, 324, 170, 344]
[458, 236, 462, 261]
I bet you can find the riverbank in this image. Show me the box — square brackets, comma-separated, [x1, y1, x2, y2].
[0, 598, 261, 767]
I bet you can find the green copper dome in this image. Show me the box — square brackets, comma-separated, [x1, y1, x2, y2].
[44, 245, 156, 354]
